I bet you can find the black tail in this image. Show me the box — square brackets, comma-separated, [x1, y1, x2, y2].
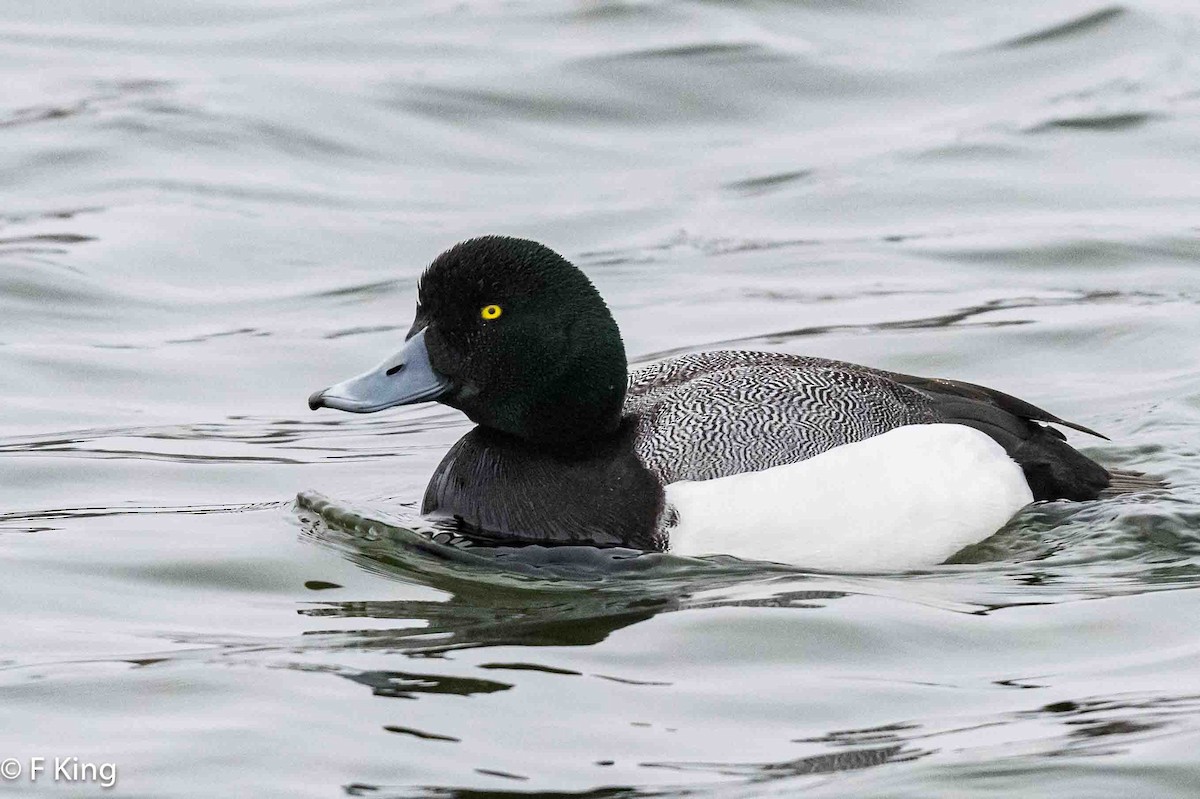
[884, 371, 1161, 501]
[1010, 427, 1110, 501]
[880, 369, 1171, 502]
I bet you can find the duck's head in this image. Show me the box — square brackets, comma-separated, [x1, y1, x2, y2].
[308, 236, 628, 446]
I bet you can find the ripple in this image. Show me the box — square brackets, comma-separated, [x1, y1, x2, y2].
[0, 412, 462, 466]
[586, 41, 778, 64]
[0, 101, 90, 129]
[635, 291, 1147, 361]
[0, 233, 95, 246]
[642, 744, 925, 779]
[1030, 111, 1160, 133]
[578, 231, 820, 267]
[383, 725, 460, 742]
[993, 6, 1127, 50]
[723, 169, 815, 197]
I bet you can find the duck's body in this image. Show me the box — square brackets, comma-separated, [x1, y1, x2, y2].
[310, 236, 1142, 568]
[420, 348, 1104, 567]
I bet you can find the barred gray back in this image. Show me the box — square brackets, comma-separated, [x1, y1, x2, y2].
[625, 351, 936, 484]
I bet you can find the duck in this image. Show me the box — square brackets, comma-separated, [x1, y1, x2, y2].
[308, 235, 1149, 570]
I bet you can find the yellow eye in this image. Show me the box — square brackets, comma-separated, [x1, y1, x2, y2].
[481, 304, 503, 320]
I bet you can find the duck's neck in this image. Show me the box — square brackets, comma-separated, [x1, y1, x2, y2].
[523, 352, 627, 447]
[450, 327, 628, 448]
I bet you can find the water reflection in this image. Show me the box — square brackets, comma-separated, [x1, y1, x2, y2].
[349, 744, 926, 798]
[300, 591, 668, 654]
[349, 786, 667, 799]
[642, 744, 925, 780]
[342, 670, 512, 700]
[1024, 693, 1200, 756]
[296, 493, 845, 655]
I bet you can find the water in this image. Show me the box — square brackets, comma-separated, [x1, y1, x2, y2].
[3, 0, 1200, 795]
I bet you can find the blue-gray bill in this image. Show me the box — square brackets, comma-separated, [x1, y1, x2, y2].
[308, 328, 450, 413]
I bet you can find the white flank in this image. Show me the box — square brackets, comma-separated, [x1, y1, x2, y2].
[664, 424, 1034, 570]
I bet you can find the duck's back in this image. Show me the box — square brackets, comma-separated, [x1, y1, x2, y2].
[626, 351, 934, 484]
[625, 350, 1111, 500]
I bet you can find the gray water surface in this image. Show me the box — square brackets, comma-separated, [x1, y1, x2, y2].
[3, 1, 1200, 796]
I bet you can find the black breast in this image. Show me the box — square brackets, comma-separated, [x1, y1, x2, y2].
[421, 420, 665, 550]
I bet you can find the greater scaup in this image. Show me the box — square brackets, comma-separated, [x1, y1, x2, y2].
[308, 236, 1152, 569]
